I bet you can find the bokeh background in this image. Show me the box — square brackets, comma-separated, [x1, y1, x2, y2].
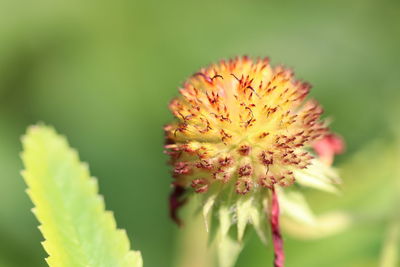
[0, 0, 399, 266]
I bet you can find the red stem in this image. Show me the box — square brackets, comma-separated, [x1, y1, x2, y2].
[270, 186, 284, 267]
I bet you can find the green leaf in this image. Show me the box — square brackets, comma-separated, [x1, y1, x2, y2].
[281, 211, 353, 240]
[293, 159, 340, 194]
[236, 195, 253, 242]
[379, 222, 400, 267]
[217, 206, 242, 267]
[278, 189, 315, 225]
[202, 194, 216, 233]
[236, 194, 269, 244]
[21, 125, 142, 267]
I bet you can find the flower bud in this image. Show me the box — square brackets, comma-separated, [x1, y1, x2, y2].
[165, 56, 342, 266]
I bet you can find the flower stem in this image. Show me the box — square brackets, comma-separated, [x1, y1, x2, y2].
[270, 186, 284, 267]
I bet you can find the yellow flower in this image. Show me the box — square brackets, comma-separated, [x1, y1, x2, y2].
[165, 56, 342, 267]
[165, 56, 333, 193]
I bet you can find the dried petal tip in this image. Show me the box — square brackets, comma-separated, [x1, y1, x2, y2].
[313, 134, 345, 165]
[169, 185, 186, 226]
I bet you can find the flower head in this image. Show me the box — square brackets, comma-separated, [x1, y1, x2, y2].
[165, 56, 342, 266]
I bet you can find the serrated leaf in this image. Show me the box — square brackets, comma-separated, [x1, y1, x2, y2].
[21, 125, 142, 267]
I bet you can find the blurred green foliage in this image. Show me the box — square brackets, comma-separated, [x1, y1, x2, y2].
[0, 0, 399, 266]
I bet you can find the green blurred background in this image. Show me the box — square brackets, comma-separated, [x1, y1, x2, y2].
[0, 0, 399, 266]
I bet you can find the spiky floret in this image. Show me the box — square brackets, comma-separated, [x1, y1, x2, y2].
[165, 56, 342, 267]
[165, 56, 328, 195]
